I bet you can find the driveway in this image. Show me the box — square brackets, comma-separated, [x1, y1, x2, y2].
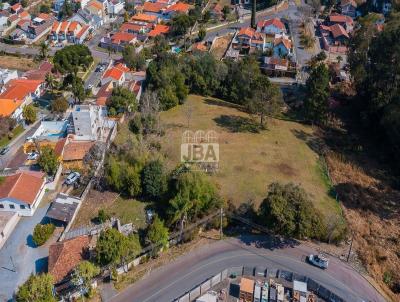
[110, 236, 384, 302]
[0, 204, 51, 301]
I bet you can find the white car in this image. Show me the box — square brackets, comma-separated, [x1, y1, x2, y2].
[65, 172, 80, 185]
[87, 84, 93, 89]
[27, 152, 39, 160]
[307, 254, 329, 269]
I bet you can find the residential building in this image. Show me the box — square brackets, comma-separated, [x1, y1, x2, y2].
[70, 104, 108, 141]
[50, 20, 91, 44]
[239, 277, 254, 302]
[46, 193, 81, 227]
[320, 23, 349, 54]
[163, 2, 191, 19]
[0, 98, 23, 121]
[10, 3, 22, 14]
[100, 31, 137, 52]
[131, 13, 159, 25]
[70, 8, 104, 29]
[101, 63, 129, 85]
[0, 171, 46, 216]
[48, 235, 92, 284]
[328, 13, 353, 32]
[263, 56, 289, 71]
[141, 1, 167, 18]
[62, 140, 95, 168]
[119, 22, 147, 34]
[233, 27, 267, 52]
[273, 33, 292, 57]
[0, 211, 19, 249]
[148, 24, 169, 38]
[108, 0, 125, 16]
[86, 0, 107, 19]
[1, 78, 45, 102]
[0, 68, 18, 92]
[257, 18, 286, 35]
[340, 0, 357, 18]
[210, 3, 223, 20]
[96, 81, 113, 106]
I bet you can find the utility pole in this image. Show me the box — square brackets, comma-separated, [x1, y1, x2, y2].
[347, 232, 354, 262]
[220, 208, 223, 240]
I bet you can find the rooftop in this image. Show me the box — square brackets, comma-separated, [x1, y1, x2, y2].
[63, 141, 94, 161]
[0, 171, 45, 205]
[240, 277, 254, 294]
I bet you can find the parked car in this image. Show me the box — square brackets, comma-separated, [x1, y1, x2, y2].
[87, 84, 93, 89]
[0, 146, 10, 155]
[65, 172, 80, 185]
[27, 152, 39, 160]
[307, 254, 329, 269]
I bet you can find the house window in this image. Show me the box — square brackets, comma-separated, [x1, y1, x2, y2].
[9, 204, 15, 209]
[0, 204, 4, 208]
[20, 205, 25, 209]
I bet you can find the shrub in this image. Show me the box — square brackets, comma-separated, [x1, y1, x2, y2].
[32, 223, 55, 246]
[97, 209, 110, 223]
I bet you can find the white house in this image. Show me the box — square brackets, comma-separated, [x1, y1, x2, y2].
[107, 0, 124, 16]
[70, 104, 108, 141]
[0, 68, 18, 92]
[0, 171, 46, 216]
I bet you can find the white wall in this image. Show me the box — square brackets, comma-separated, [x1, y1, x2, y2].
[0, 212, 20, 249]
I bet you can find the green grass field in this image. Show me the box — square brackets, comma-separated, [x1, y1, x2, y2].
[159, 95, 341, 217]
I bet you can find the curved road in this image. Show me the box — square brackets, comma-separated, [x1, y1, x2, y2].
[110, 236, 385, 302]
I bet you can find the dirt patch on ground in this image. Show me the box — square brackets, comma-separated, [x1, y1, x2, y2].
[270, 163, 298, 177]
[0, 55, 38, 71]
[210, 34, 233, 60]
[325, 149, 400, 301]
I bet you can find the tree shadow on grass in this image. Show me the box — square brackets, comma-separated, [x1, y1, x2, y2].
[204, 98, 245, 112]
[214, 115, 261, 133]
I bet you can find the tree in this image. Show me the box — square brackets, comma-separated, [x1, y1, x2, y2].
[96, 228, 141, 265]
[97, 209, 110, 223]
[45, 72, 56, 93]
[198, 25, 206, 41]
[258, 182, 325, 239]
[336, 55, 343, 64]
[22, 105, 37, 124]
[37, 146, 59, 175]
[222, 5, 230, 20]
[53, 45, 93, 75]
[16, 273, 55, 302]
[247, 75, 283, 128]
[122, 45, 147, 70]
[251, 0, 256, 28]
[304, 63, 330, 124]
[32, 223, 55, 246]
[124, 11, 129, 22]
[0, 116, 16, 139]
[142, 160, 167, 199]
[72, 261, 100, 296]
[151, 35, 169, 54]
[21, 0, 28, 8]
[106, 156, 124, 191]
[124, 165, 142, 197]
[202, 10, 211, 23]
[107, 86, 137, 114]
[51, 96, 69, 113]
[60, 0, 73, 19]
[71, 75, 85, 103]
[39, 41, 49, 59]
[170, 14, 192, 36]
[147, 215, 169, 253]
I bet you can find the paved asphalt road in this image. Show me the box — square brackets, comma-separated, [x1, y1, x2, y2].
[110, 236, 385, 302]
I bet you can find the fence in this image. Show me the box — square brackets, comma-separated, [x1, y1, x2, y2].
[174, 266, 346, 302]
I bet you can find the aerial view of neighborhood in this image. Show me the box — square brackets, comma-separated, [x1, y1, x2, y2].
[0, 0, 399, 300]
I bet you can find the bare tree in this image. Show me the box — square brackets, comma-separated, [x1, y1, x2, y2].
[140, 91, 161, 135]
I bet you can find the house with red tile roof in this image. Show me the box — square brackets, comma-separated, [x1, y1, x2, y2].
[319, 23, 349, 54]
[50, 20, 91, 44]
[273, 33, 292, 57]
[163, 2, 192, 18]
[0, 98, 23, 120]
[0, 78, 45, 103]
[131, 13, 159, 25]
[101, 63, 130, 86]
[233, 27, 267, 52]
[100, 31, 137, 52]
[141, 1, 168, 17]
[10, 3, 22, 14]
[148, 24, 170, 37]
[0, 171, 46, 216]
[120, 22, 147, 34]
[48, 235, 92, 284]
[257, 18, 286, 35]
[328, 13, 354, 32]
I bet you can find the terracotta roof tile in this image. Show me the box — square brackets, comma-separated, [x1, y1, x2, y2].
[257, 18, 285, 30]
[148, 24, 170, 37]
[110, 31, 136, 44]
[131, 13, 158, 23]
[0, 98, 23, 116]
[63, 141, 94, 161]
[238, 27, 255, 38]
[0, 171, 45, 205]
[143, 1, 167, 13]
[120, 22, 144, 33]
[48, 236, 91, 283]
[54, 138, 67, 157]
[165, 2, 191, 13]
[330, 23, 349, 39]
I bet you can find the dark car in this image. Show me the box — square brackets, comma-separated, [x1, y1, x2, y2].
[0, 146, 10, 155]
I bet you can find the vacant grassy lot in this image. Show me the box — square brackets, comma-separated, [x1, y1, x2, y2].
[0, 55, 38, 71]
[73, 190, 148, 228]
[0, 125, 24, 148]
[160, 95, 340, 217]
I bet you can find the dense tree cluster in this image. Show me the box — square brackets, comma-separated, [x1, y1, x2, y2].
[258, 182, 326, 240]
[22, 105, 37, 124]
[146, 53, 282, 119]
[349, 13, 400, 167]
[107, 86, 137, 116]
[96, 228, 141, 265]
[16, 273, 55, 302]
[53, 45, 93, 75]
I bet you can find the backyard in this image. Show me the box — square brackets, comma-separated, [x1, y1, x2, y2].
[159, 95, 341, 218]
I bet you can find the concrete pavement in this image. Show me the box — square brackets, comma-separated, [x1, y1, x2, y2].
[110, 236, 385, 302]
[0, 204, 52, 301]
